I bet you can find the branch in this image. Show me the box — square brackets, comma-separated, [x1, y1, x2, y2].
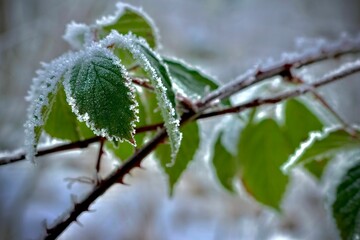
[43, 59, 360, 239]
[0, 123, 163, 166]
[199, 60, 360, 119]
[95, 138, 105, 182]
[196, 37, 360, 108]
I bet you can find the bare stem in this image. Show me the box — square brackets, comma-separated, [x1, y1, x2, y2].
[95, 138, 105, 182]
[199, 60, 360, 119]
[196, 40, 360, 108]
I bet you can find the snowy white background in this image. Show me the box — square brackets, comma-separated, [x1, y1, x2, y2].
[0, 0, 360, 239]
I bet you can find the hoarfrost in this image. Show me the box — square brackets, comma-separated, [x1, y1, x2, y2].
[63, 22, 92, 50]
[95, 2, 160, 49]
[62, 44, 139, 145]
[24, 51, 80, 162]
[99, 31, 182, 164]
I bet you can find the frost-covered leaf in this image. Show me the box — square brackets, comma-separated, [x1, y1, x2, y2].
[63, 22, 92, 50]
[100, 32, 181, 164]
[24, 52, 76, 162]
[164, 57, 231, 106]
[284, 99, 324, 147]
[282, 128, 360, 172]
[155, 122, 200, 195]
[212, 133, 237, 193]
[97, 3, 158, 49]
[44, 85, 94, 141]
[105, 92, 148, 162]
[332, 159, 360, 240]
[238, 118, 292, 210]
[164, 58, 218, 99]
[64, 47, 138, 144]
[283, 99, 327, 178]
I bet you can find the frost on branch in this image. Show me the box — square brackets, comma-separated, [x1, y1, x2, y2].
[63, 45, 138, 145]
[24, 52, 78, 162]
[100, 32, 182, 165]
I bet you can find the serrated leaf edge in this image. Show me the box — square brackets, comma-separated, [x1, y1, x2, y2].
[24, 52, 79, 162]
[281, 125, 359, 173]
[100, 32, 182, 165]
[63, 45, 139, 146]
[95, 2, 160, 49]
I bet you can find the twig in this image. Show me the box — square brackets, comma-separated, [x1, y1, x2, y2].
[131, 77, 154, 90]
[199, 60, 360, 120]
[196, 40, 360, 108]
[0, 123, 163, 166]
[95, 138, 105, 184]
[43, 59, 360, 240]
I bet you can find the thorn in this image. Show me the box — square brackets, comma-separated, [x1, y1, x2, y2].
[134, 161, 143, 169]
[70, 194, 78, 204]
[74, 218, 84, 227]
[88, 208, 96, 213]
[117, 178, 129, 185]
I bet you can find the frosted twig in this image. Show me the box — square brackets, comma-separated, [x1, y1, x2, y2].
[0, 123, 164, 166]
[95, 138, 105, 184]
[199, 59, 360, 120]
[196, 38, 360, 109]
[281, 65, 356, 136]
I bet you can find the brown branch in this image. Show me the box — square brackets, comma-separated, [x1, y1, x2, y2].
[0, 136, 102, 166]
[131, 77, 154, 90]
[0, 123, 163, 166]
[43, 59, 360, 240]
[95, 138, 105, 182]
[199, 60, 360, 119]
[196, 41, 360, 109]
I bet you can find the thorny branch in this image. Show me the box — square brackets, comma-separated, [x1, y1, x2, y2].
[0, 41, 360, 239]
[196, 39, 360, 109]
[44, 59, 360, 239]
[198, 60, 360, 120]
[1, 41, 359, 166]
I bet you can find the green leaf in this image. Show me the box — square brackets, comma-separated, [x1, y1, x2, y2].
[212, 133, 237, 192]
[44, 85, 94, 141]
[105, 141, 134, 162]
[24, 52, 76, 162]
[136, 44, 177, 110]
[105, 92, 148, 162]
[283, 99, 327, 178]
[332, 159, 360, 240]
[104, 34, 181, 163]
[238, 118, 292, 209]
[164, 58, 218, 100]
[155, 122, 200, 195]
[65, 47, 138, 144]
[284, 99, 324, 148]
[97, 3, 158, 49]
[164, 57, 231, 106]
[304, 157, 331, 179]
[282, 128, 360, 172]
[141, 89, 163, 125]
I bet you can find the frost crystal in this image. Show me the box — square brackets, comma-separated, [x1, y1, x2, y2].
[99, 32, 182, 164]
[63, 22, 92, 49]
[25, 51, 80, 162]
[96, 2, 160, 48]
[63, 44, 139, 145]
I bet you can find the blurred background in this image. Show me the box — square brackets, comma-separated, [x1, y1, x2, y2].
[1, 0, 360, 239]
